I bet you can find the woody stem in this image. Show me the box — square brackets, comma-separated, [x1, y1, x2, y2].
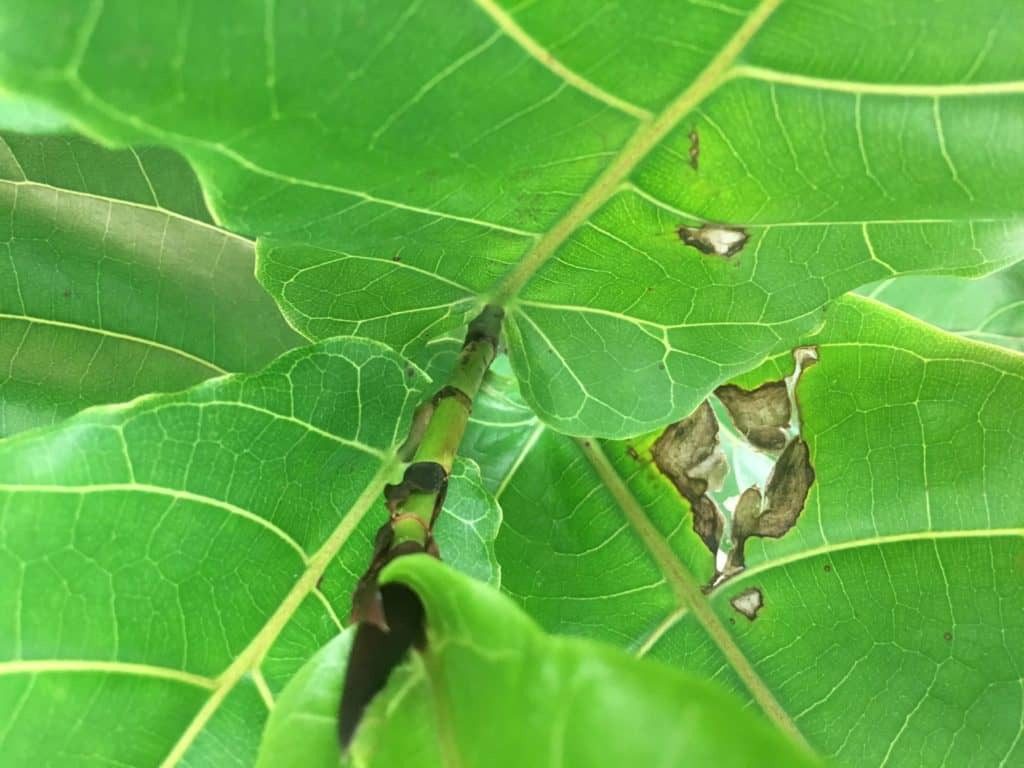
[391, 304, 503, 546]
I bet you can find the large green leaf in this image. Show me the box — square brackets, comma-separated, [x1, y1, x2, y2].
[458, 296, 1024, 766]
[0, 131, 303, 436]
[0, 337, 500, 766]
[255, 556, 818, 768]
[1, 1, 1020, 437]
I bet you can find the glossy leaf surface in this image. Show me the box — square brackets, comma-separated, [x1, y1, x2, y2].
[1, 2, 1021, 436]
[0, 131, 304, 436]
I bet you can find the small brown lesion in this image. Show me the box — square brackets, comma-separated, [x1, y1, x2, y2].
[677, 224, 748, 258]
[730, 587, 763, 621]
[687, 127, 700, 171]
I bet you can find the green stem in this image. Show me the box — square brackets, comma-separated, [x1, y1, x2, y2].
[391, 305, 503, 546]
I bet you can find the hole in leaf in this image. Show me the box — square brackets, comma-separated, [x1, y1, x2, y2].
[652, 346, 820, 588]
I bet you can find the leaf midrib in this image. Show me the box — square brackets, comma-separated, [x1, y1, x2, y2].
[490, 0, 785, 305]
[0, 659, 217, 689]
[27, 0, 1024, 333]
[156, 455, 400, 767]
[576, 436, 809, 748]
[636, 527, 1024, 644]
[28, 0, 781, 306]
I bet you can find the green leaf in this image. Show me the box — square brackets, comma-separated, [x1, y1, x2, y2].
[863, 261, 1024, 352]
[1, 2, 1020, 436]
[0, 130, 304, 436]
[0, 337, 500, 766]
[464, 296, 1024, 765]
[0, 92, 70, 132]
[255, 556, 819, 768]
[255, 629, 355, 768]
[434, 460, 502, 587]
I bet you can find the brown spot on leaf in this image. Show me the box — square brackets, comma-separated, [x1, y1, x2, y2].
[823, 563, 832, 573]
[765, 436, 815, 523]
[707, 346, 821, 588]
[626, 445, 641, 462]
[715, 380, 791, 451]
[730, 587, 763, 621]
[677, 224, 748, 258]
[725, 437, 815, 573]
[688, 128, 700, 171]
[944, 631, 953, 642]
[652, 401, 727, 555]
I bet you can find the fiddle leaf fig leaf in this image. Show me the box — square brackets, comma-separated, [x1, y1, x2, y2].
[255, 556, 819, 768]
[1, 2, 1021, 436]
[458, 296, 1024, 766]
[0, 131, 304, 436]
[0, 337, 501, 767]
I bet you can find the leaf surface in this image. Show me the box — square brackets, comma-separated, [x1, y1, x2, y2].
[0, 131, 303, 436]
[461, 296, 1024, 765]
[863, 261, 1024, 352]
[0, 337, 499, 766]
[255, 556, 819, 768]
[1, 2, 1021, 436]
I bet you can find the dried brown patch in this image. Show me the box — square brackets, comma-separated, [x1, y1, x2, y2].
[652, 401, 727, 554]
[724, 437, 815, 573]
[715, 380, 791, 451]
[677, 224, 748, 258]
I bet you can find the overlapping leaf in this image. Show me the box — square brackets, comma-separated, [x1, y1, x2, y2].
[1, 1, 1021, 436]
[0, 337, 500, 766]
[863, 261, 1024, 352]
[0, 131, 304, 436]
[255, 556, 818, 768]
[457, 296, 1024, 766]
